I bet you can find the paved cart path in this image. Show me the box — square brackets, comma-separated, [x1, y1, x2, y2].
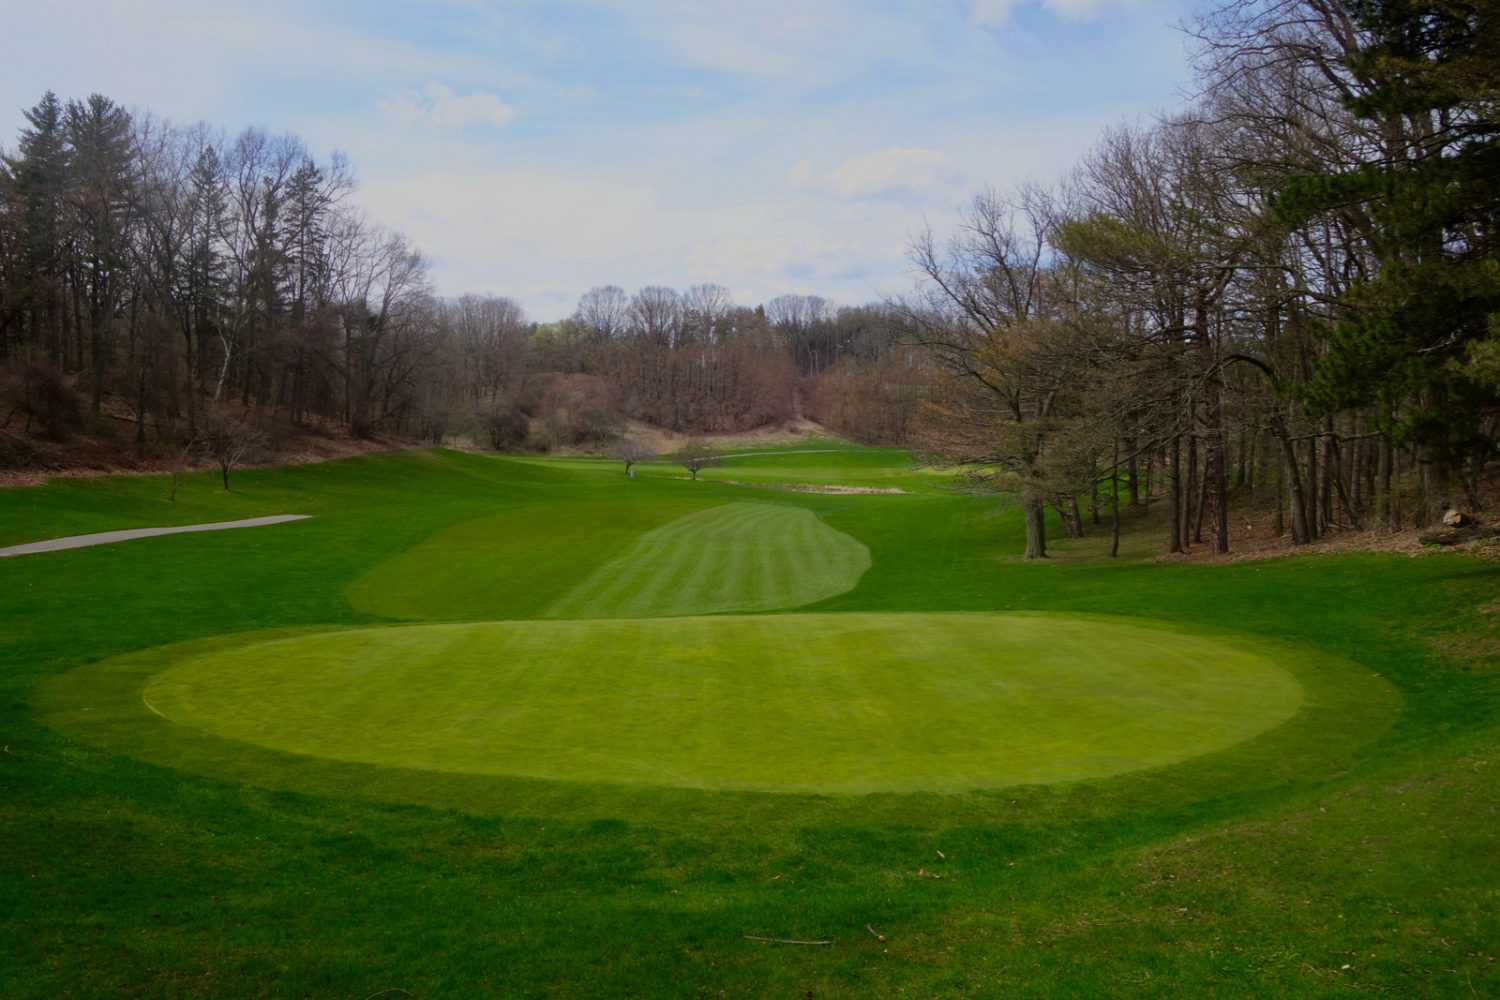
[0, 515, 312, 557]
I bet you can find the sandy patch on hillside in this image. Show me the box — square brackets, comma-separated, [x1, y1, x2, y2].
[718, 480, 908, 495]
[617, 418, 840, 456]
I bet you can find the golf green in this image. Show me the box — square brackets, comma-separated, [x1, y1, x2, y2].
[141, 613, 1303, 793]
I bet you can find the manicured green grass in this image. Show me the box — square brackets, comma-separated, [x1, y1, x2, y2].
[544, 501, 870, 617]
[3, 446, 1497, 998]
[104, 613, 1313, 791]
[524, 442, 954, 492]
[346, 497, 718, 621]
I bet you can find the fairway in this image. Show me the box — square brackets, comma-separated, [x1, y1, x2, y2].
[347, 499, 871, 621]
[544, 502, 871, 618]
[140, 613, 1302, 793]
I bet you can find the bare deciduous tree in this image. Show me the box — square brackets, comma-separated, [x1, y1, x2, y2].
[902, 185, 1058, 559]
[630, 286, 683, 348]
[681, 283, 734, 345]
[202, 405, 267, 490]
[574, 285, 630, 342]
[608, 436, 655, 474]
[673, 438, 721, 480]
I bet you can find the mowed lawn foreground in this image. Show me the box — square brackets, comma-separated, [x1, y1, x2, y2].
[2, 446, 1497, 999]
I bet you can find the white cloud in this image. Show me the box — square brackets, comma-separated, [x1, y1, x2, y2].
[378, 83, 516, 129]
[971, 0, 1023, 26]
[972, 0, 1141, 26]
[827, 147, 955, 199]
[791, 147, 960, 201]
[353, 167, 914, 318]
[686, 235, 854, 285]
[585, 1, 842, 80]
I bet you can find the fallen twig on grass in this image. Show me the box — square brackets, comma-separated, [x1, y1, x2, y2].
[363, 990, 414, 1000]
[744, 935, 832, 946]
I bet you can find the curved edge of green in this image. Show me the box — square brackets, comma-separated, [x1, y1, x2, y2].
[32, 613, 1401, 821]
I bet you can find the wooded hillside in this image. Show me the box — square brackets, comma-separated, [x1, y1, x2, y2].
[2, 0, 1495, 559]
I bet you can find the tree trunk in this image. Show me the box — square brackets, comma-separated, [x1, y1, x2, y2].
[1416, 396, 1450, 526]
[1186, 432, 1200, 545]
[1278, 432, 1311, 545]
[1330, 436, 1362, 529]
[1203, 381, 1229, 555]
[1110, 441, 1121, 558]
[1168, 436, 1184, 554]
[1350, 424, 1365, 514]
[1273, 459, 1285, 537]
[1022, 484, 1047, 559]
[1377, 432, 1394, 526]
[1305, 433, 1320, 538]
[1319, 430, 1335, 534]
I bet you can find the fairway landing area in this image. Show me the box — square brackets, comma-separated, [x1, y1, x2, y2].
[44, 613, 1374, 795]
[0, 515, 312, 557]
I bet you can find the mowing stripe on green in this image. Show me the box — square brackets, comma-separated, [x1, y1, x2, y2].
[139, 613, 1304, 793]
[542, 502, 871, 619]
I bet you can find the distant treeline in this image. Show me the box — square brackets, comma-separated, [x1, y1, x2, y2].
[0, 96, 930, 454]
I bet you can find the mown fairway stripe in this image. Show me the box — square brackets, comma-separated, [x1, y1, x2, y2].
[346, 498, 717, 621]
[543, 502, 870, 618]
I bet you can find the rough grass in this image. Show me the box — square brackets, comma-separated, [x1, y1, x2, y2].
[3, 447, 1497, 999]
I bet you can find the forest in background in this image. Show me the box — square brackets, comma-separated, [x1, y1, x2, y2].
[1, 0, 1496, 558]
[901, 0, 1498, 556]
[0, 89, 930, 460]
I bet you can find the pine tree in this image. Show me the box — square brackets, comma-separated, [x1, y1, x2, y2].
[1274, 0, 1500, 520]
[3, 92, 71, 357]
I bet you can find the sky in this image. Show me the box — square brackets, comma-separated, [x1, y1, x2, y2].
[3, 0, 1200, 321]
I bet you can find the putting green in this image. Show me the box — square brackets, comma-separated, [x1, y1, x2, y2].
[141, 613, 1303, 793]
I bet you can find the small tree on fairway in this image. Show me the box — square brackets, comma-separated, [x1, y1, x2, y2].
[202, 406, 268, 491]
[609, 437, 655, 475]
[674, 439, 720, 480]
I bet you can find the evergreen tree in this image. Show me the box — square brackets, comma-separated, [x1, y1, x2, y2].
[3, 92, 71, 357]
[1274, 0, 1500, 519]
[65, 93, 136, 415]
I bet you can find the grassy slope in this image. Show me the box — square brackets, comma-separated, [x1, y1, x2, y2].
[2, 447, 1497, 998]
